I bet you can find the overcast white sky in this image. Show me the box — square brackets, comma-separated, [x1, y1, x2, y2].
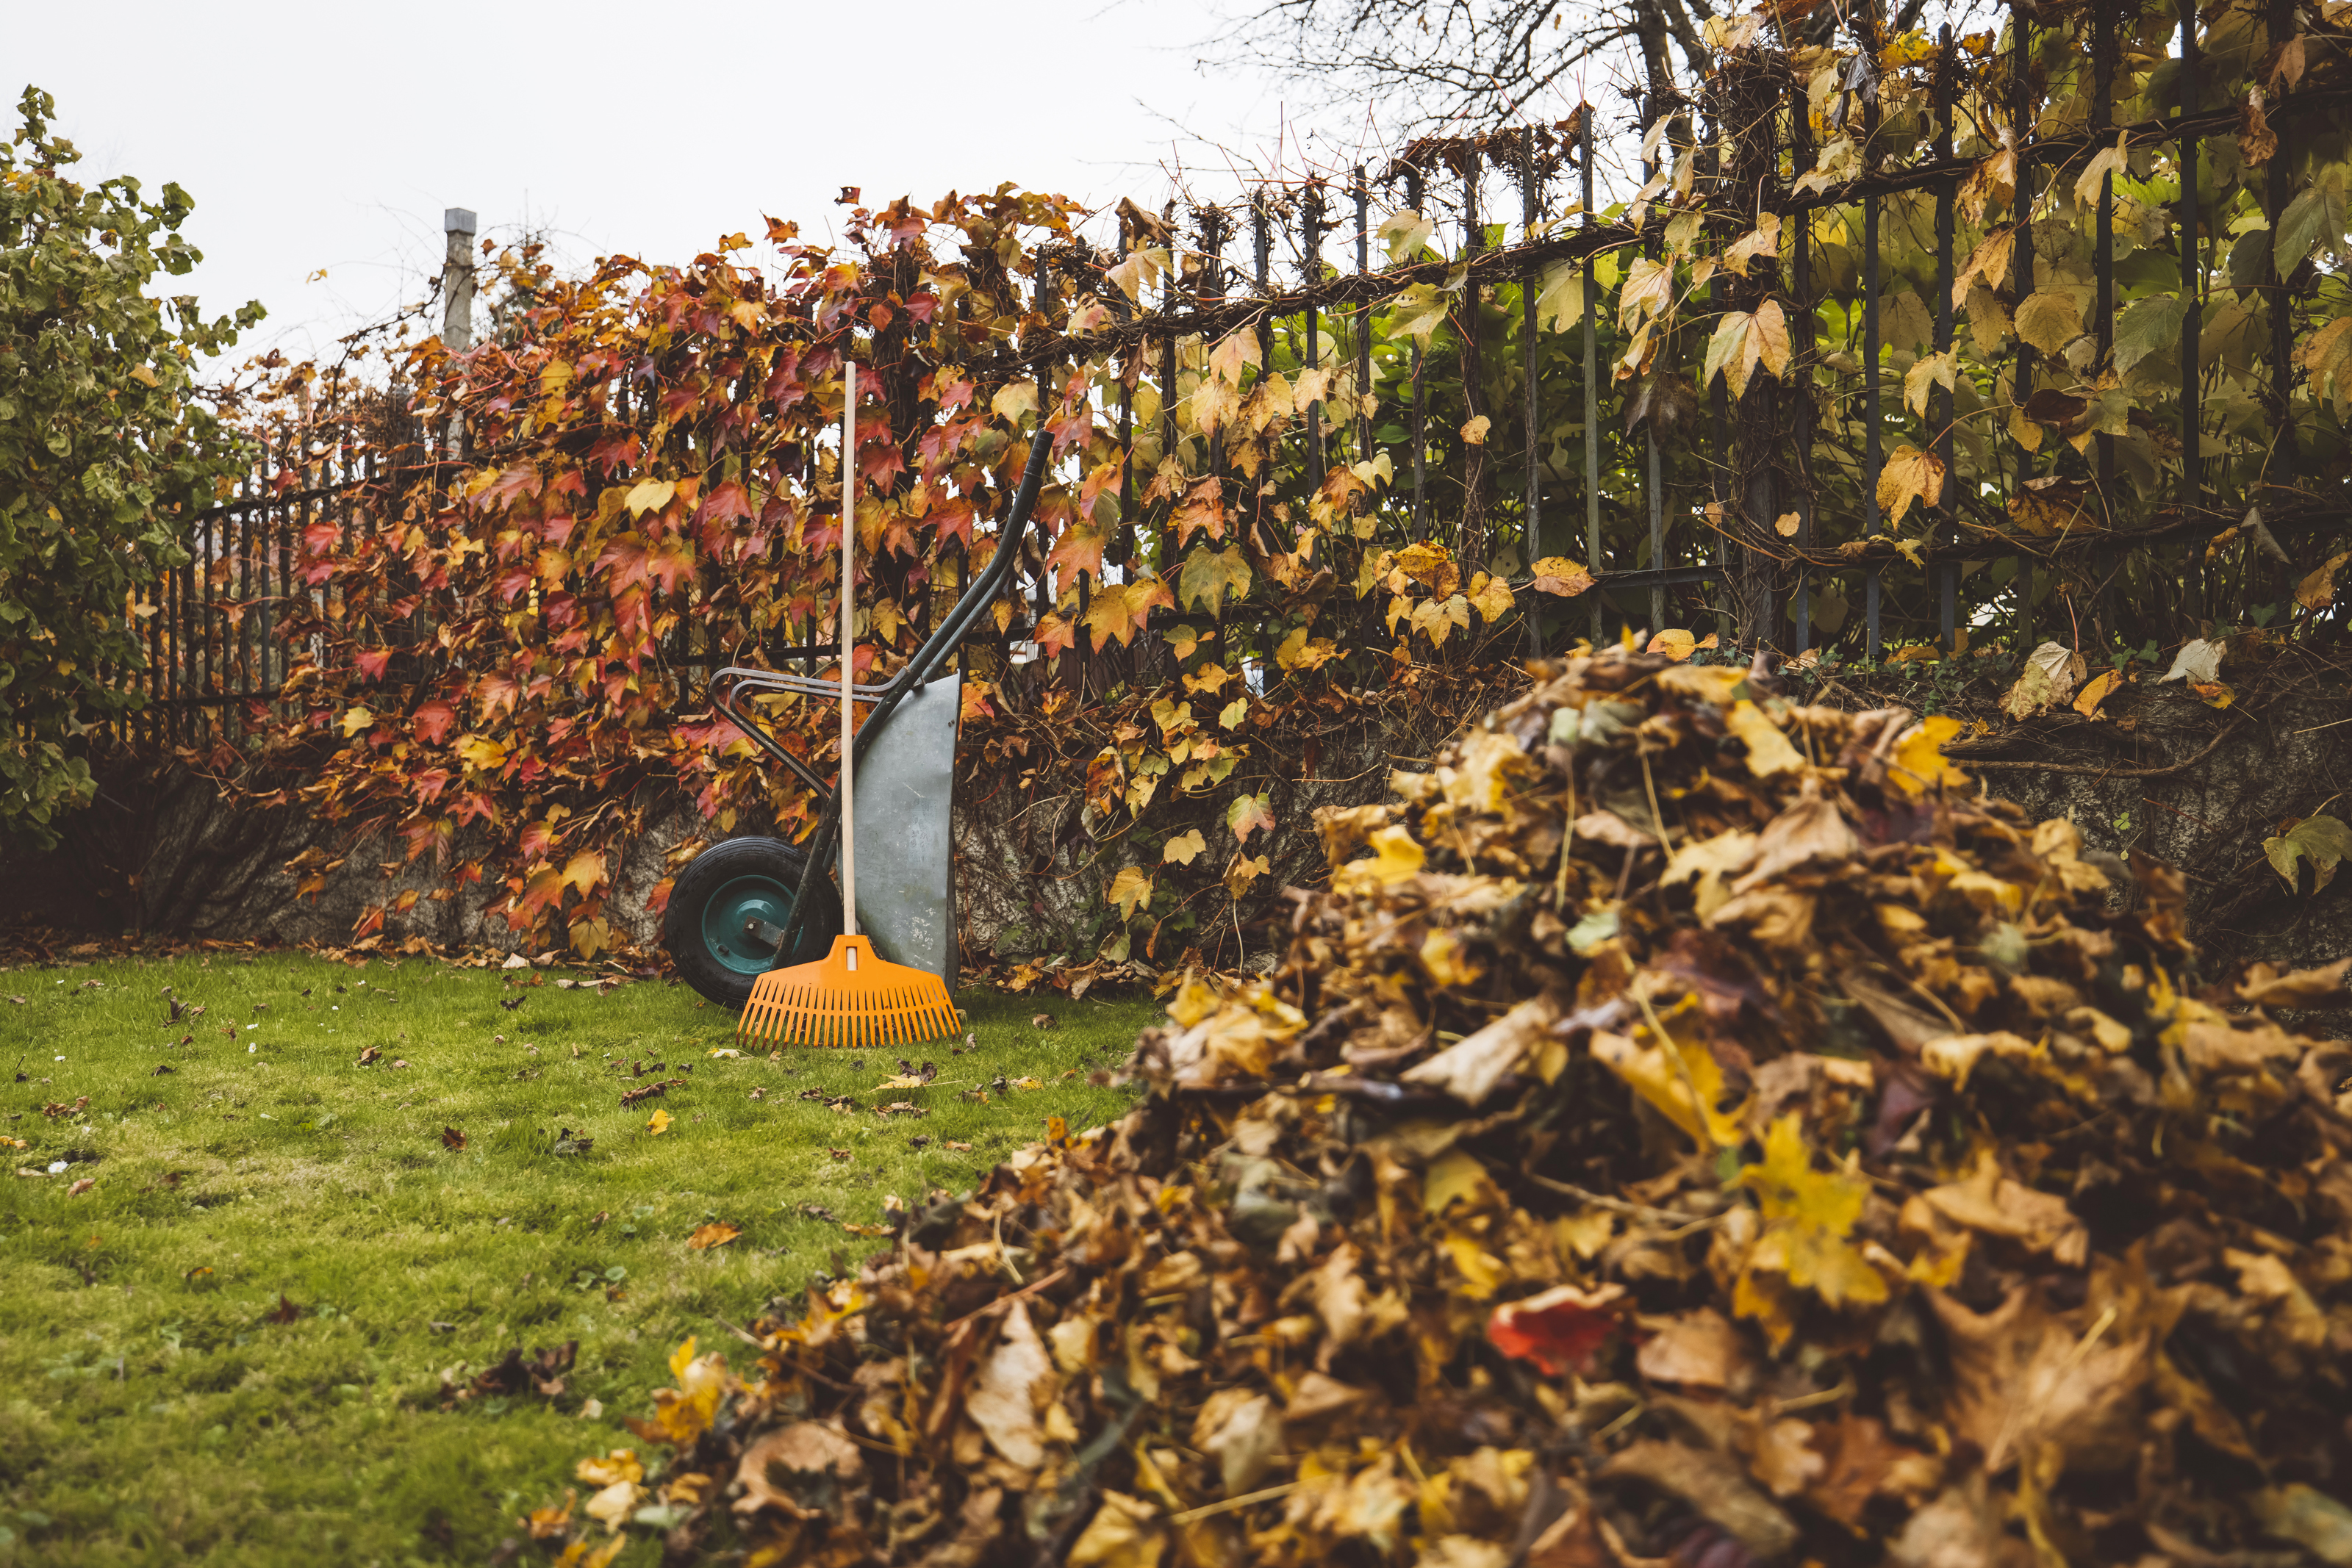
[21, 0, 1366, 365]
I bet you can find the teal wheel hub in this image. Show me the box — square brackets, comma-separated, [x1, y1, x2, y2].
[699, 874, 798, 977]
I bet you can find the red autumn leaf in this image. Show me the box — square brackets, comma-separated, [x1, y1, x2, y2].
[412, 700, 458, 744]
[1045, 525, 1105, 593]
[1034, 613, 1078, 659]
[1488, 1283, 1629, 1375]
[354, 648, 394, 680]
[595, 532, 651, 594]
[478, 464, 543, 511]
[646, 534, 696, 594]
[1172, 477, 1226, 547]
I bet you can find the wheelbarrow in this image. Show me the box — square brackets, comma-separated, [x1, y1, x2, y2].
[662, 432, 1053, 1011]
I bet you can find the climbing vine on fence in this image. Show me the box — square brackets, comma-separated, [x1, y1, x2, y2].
[180, 0, 2352, 963]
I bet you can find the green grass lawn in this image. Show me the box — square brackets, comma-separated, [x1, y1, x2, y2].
[0, 948, 1158, 1567]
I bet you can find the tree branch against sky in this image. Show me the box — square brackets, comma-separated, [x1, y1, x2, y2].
[1200, 0, 1973, 138]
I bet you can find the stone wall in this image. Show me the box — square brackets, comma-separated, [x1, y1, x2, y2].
[8, 679, 2346, 982]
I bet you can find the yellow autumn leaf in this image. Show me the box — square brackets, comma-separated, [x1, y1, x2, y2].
[1903, 350, 1957, 420]
[2073, 132, 2128, 209]
[646, 1108, 672, 1135]
[1162, 828, 1208, 866]
[340, 706, 376, 738]
[1648, 628, 1698, 661]
[1874, 445, 1946, 529]
[989, 380, 1039, 422]
[2295, 550, 2351, 611]
[454, 734, 509, 771]
[1460, 414, 1492, 445]
[559, 850, 605, 896]
[1737, 1113, 1888, 1309]
[1334, 824, 1425, 896]
[623, 478, 676, 518]
[1528, 557, 1596, 597]
[1420, 929, 1484, 988]
[1888, 715, 1970, 796]
[1466, 572, 1516, 624]
[1442, 1233, 1511, 1300]
[1725, 700, 1805, 777]
[1107, 865, 1154, 920]
[1223, 853, 1271, 899]
[1274, 625, 1339, 672]
[2073, 667, 2123, 718]
[1591, 1015, 1749, 1148]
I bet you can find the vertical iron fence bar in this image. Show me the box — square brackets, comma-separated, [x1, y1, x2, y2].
[1303, 184, 1325, 496]
[1644, 96, 1666, 634]
[1935, 29, 1959, 652]
[1163, 216, 1180, 572]
[2093, 0, 2120, 628]
[1355, 168, 1372, 467]
[1862, 62, 1884, 661]
[1408, 166, 1429, 541]
[1582, 108, 1602, 644]
[1116, 229, 1136, 580]
[1792, 87, 1813, 655]
[2178, 0, 2204, 626]
[1710, 258, 1732, 616]
[1522, 126, 1544, 658]
[200, 484, 217, 738]
[242, 450, 259, 701]
[144, 498, 163, 747]
[1203, 206, 1230, 658]
[2012, 8, 2038, 653]
[2264, 0, 2297, 497]
[1463, 140, 1485, 568]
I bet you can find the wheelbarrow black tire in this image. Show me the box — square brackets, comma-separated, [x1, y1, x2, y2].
[663, 836, 843, 1013]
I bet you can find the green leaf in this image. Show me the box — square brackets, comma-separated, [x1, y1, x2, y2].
[2264, 813, 2352, 893]
[2114, 293, 2187, 373]
[1177, 544, 1251, 614]
[2274, 171, 2346, 274]
[1534, 261, 1586, 332]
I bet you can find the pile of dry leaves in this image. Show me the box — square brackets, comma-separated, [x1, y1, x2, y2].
[522, 647, 2352, 1568]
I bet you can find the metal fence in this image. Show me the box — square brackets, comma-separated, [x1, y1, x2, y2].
[133, 0, 2352, 734]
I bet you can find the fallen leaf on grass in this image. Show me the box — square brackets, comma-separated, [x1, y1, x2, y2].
[945, 1140, 973, 1152]
[266, 1293, 301, 1324]
[828, 1148, 851, 1161]
[151, 1064, 174, 1076]
[1031, 1013, 1057, 1029]
[66, 1177, 94, 1197]
[842, 1222, 893, 1237]
[686, 1223, 741, 1250]
[645, 1109, 672, 1136]
[442, 1126, 468, 1151]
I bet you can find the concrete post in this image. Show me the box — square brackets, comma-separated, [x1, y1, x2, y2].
[441, 207, 476, 352]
